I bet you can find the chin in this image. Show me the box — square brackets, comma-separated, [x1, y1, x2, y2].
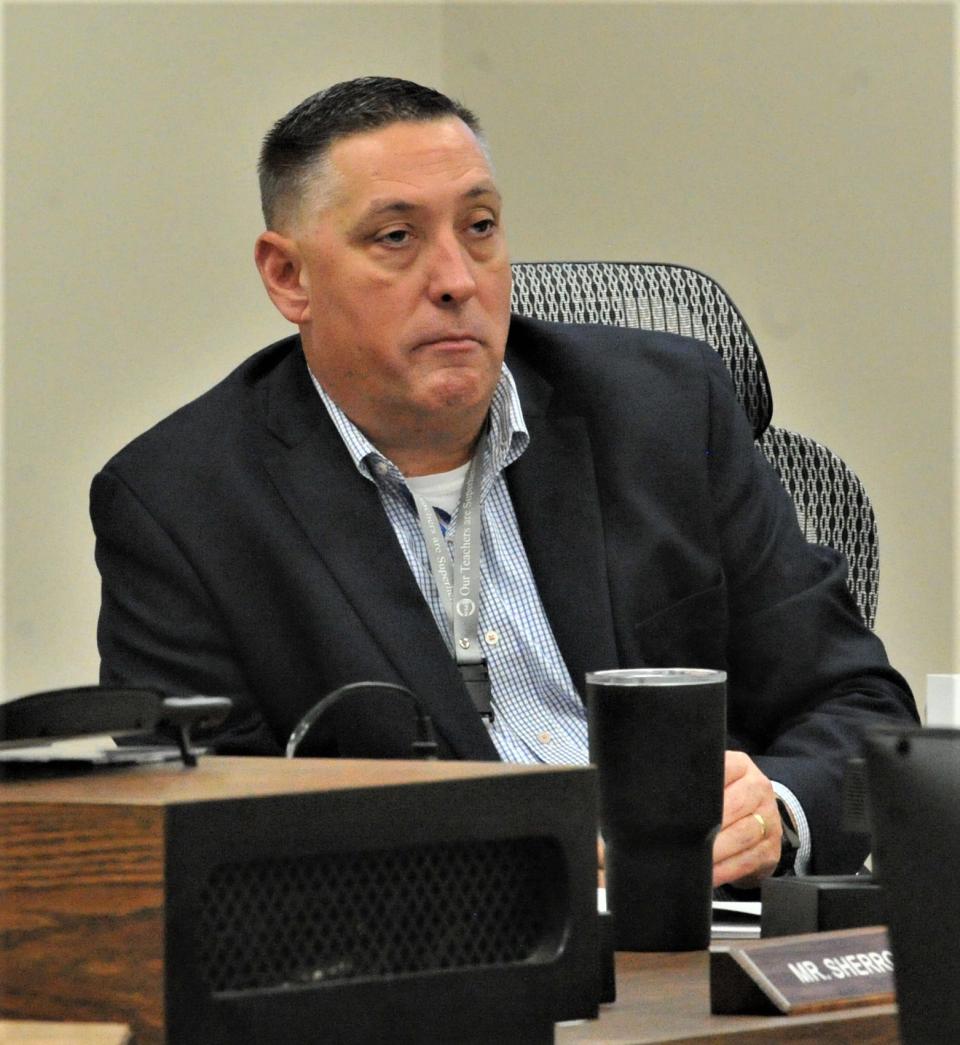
[431, 375, 496, 412]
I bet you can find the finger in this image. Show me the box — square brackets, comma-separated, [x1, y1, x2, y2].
[722, 771, 770, 827]
[721, 753, 775, 828]
[724, 749, 752, 786]
[713, 803, 781, 864]
[712, 805, 782, 888]
[714, 829, 781, 888]
[713, 837, 780, 889]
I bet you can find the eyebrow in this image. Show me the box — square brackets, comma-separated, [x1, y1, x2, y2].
[358, 182, 502, 222]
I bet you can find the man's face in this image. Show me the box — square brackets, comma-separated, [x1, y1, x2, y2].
[287, 117, 512, 459]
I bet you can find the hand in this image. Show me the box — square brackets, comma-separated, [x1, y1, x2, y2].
[712, 751, 781, 888]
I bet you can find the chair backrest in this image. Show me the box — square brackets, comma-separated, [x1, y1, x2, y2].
[760, 426, 878, 628]
[510, 261, 878, 627]
[510, 261, 772, 439]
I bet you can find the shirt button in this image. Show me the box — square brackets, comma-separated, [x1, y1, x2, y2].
[374, 461, 389, 477]
[538, 731, 552, 745]
[485, 630, 500, 646]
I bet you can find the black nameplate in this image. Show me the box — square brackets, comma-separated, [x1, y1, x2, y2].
[710, 925, 894, 1015]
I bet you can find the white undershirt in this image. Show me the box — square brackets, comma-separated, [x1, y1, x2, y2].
[404, 461, 470, 517]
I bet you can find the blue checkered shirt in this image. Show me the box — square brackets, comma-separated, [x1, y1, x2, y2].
[309, 365, 589, 766]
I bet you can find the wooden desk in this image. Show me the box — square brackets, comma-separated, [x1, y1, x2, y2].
[2, 760, 899, 1043]
[0, 756, 597, 1044]
[559, 951, 899, 1044]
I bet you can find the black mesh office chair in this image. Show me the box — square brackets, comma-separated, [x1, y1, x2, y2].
[510, 261, 879, 628]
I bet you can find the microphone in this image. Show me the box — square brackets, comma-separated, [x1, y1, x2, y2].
[285, 681, 439, 760]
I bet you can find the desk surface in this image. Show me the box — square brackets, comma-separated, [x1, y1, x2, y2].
[0, 755, 582, 805]
[559, 951, 899, 1044]
[0, 957, 897, 1044]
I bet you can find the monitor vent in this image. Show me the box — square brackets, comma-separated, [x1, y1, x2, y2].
[197, 837, 561, 993]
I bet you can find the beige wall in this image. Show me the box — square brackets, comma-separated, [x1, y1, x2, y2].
[3, 2, 955, 711]
[3, 2, 446, 696]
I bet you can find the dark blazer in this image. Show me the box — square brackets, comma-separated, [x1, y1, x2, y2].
[91, 315, 916, 872]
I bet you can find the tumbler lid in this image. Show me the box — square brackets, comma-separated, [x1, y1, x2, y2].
[586, 668, 726, 686]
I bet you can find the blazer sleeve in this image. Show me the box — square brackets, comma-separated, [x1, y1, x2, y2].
[698, 347, 917, 873]
[90, 466, 281, 754]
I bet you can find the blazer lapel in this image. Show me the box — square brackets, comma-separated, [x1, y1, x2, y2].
[251, 342, 497, 759]
[506, 355, 620, 700]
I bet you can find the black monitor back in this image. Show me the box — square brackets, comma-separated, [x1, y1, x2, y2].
[863, 726, 960, 1044]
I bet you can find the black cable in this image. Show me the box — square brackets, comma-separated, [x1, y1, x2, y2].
[285, 681, 438, 760]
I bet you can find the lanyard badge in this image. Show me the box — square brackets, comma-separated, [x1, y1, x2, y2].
[411, 433, 494, 721]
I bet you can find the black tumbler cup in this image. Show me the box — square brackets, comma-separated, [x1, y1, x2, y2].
[586, 668, 726, 951]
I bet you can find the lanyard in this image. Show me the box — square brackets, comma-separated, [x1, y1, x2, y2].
[411, 432, 493, 720]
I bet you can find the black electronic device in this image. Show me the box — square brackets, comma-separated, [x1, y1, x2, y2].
[761, 875, 885, 937]
[0, 686, 231, 766]
[760, 759, 878, 938]
[863, 725, 960, 1044]
[168, 773, 599, 1043]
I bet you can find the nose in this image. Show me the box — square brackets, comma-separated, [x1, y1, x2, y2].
[426, 233, 478, 307]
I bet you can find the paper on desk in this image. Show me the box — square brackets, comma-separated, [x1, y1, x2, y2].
[0, 734, 118, 760]
[0, 735, 182, 765]
[597, 889, 761, 938]
[598, 890, 759, 919]
[713, 899, 761, 919]
[711, 900, 761, 939]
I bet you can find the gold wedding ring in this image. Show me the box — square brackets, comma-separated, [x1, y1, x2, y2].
[753, 812, 768, 838]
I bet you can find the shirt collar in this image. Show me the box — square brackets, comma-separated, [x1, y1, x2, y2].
[308, 365, 530, 484]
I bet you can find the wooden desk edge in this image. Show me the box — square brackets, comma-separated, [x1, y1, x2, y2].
[0, 755, 594, 805]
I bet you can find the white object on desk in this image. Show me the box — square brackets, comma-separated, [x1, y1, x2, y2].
[598, 888, 760, 939]
[926, 674, 960, 727]
[711, 900, 761, 939]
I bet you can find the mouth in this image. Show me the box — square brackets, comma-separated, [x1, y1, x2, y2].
[417, 332, 484, 352]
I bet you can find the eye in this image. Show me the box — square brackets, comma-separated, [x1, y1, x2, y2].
[469, 218, 496, 236]
[375, 228, 412, 248]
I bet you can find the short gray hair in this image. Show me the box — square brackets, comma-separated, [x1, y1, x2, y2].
[258, 76, 484, 230]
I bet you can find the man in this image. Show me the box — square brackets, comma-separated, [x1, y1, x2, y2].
[91, 77, 916, 888]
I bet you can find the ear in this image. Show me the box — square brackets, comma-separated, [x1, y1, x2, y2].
[254, 231, 312, 324]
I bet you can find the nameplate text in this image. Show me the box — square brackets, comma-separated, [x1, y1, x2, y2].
[710, 925, 895, 1015]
